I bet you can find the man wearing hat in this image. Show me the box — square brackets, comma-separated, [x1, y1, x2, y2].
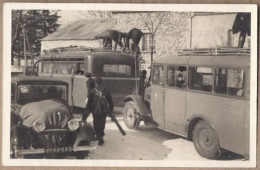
[85, 77, 114, 145]
[176, 73, 186, 88]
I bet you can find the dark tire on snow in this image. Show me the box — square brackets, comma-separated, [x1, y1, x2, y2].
[193, 120, 221, 159]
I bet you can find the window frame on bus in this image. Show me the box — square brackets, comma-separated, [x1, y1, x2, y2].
[151, 64, 166, 87]
[101, 64, 133, 77]
[187, 65, 214, 94]
[166, 65, 188, 90]
[39, 58, 86, 76]
[213, 66, 247, 100]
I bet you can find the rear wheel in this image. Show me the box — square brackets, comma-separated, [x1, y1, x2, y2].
[193, 120, 221, 159]
[123, 101, 140, 130]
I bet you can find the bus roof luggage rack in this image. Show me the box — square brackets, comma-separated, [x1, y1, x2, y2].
[178, 47, 250, 56]
[43, 46, 131, 54]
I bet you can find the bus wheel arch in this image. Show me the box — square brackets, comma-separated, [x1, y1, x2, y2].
[191, 119, 221, 159]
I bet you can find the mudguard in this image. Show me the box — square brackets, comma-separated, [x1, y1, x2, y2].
[74, 122, 96, 147]
[12, 124, 34, 147]
[123, 95, 152, 123]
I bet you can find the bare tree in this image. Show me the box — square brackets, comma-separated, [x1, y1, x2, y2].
[138, 12, 170, 62]
[138, 12, 189, 60]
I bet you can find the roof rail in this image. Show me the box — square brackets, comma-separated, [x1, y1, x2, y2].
[43, 46, 133, 55]
[178, 47, 250, 56]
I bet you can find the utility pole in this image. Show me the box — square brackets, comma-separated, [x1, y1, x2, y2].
[190, 12, 195, 49]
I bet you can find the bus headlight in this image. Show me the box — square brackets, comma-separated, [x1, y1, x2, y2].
[32, 121, 45, 133]
[68, 118, 79, 131]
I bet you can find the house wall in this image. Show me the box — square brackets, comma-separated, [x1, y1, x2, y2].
[41, 40, 103, 53]
[113, 12, 190, 64]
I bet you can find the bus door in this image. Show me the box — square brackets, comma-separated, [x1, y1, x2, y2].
[150, 65, 165, 128]
[72, 75, 87, 108]
[164, 66, 187, 135]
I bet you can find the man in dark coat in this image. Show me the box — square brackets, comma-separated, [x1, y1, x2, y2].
[232, 13, 251, 48]
[85, 77, 114, 145]
[82, 72, 95, 121]
[85, 72, 95, 90]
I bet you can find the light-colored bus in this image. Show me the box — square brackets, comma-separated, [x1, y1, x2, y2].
[35, 47, 140, 108]
[123, 48, 250, 159]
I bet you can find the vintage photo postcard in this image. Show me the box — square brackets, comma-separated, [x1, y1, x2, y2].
[2, 3, 258, 167]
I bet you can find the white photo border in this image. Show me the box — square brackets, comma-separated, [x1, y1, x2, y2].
[2, 3, 258, 167]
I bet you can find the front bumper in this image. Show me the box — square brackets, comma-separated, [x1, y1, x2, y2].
[14, 141, 98, 156]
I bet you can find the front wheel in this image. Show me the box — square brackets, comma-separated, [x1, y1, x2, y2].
[123, 101, 140, 130]
[76, 151, 89, 159]
[193, 120, 221, 159]
[12, 145, 25, 159]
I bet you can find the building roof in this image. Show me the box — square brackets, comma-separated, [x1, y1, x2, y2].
[42, 19, 116, 41]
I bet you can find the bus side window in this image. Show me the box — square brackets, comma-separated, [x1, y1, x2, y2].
[102, 64, 131, 77]
[152, 65, 164, 86]
[215, 68, 244, 97]
[189, 67, 213, 92]
[167, 66, 187, 88]
[75, 63, 85, 75]
[167, 66, 176, 86]
[42, 63, 54, 73]
[176, 66, 187, 88]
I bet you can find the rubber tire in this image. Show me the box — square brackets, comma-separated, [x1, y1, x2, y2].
[75, 140, 91, 159]
[123, 101, 140, 130]
[12, 145, 25, 159]
[193, 120, 221, 159]
[76, 151, 89, 159]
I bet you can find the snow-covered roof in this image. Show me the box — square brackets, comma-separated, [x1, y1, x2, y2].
[42, 19, 116, 41]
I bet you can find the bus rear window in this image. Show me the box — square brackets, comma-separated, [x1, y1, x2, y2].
[189, 67, 213, 92]
[102, 64, 131, 77]
[41, 62, 84, 75]
[215, 68, 245, 97]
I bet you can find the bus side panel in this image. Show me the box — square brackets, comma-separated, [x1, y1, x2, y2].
[150, 85, 165, 128]
[102, 78, 139, 107]
[244, 101, 250, 158]
[186, 92, 247, 156]
[164, 88, 187, 136]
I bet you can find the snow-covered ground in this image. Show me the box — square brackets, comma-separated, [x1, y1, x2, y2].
[74, 107, 244, 161]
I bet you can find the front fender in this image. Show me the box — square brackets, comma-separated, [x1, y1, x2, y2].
[187, 114, 216, 140]
[12, 124, 34, 147]
[73, 122, 96, 147]
[123, 95, 152, 123]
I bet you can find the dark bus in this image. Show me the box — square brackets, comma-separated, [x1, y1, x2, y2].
[36, 47, 140, 108]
